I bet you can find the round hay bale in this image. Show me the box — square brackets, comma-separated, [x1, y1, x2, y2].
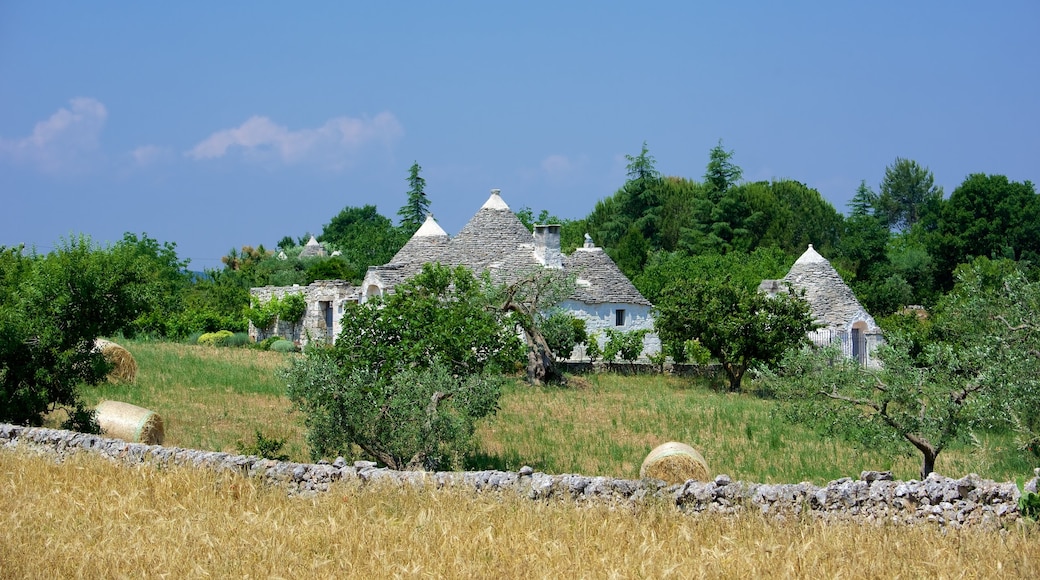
[640, 441, 709, 484]
[95, 401, 164, 445]
[93, 339, 138, 383]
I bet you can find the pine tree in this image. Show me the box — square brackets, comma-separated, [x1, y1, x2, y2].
[398, 161, 430, 234]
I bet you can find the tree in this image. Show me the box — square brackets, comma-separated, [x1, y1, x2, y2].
[397, 161, 430, 234]
[931, 174, 1040, 290]
[875, 158, 943, 232]
[285, 263, 523, 468]
[655, 273, 816, 391]
[319, 205, 408, 279]
[704, 139, 743, 198]
[0, 237, 150, 427]
[113, 232, 191, 338]
[771, 257, 1040, 478]
[491, 268, 575, 385]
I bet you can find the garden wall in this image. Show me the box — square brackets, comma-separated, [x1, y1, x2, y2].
[2, 423, 1033, 529]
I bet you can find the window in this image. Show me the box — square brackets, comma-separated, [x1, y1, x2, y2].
[615, 309, 626, 326]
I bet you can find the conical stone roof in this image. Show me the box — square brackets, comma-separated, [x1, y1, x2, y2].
[782, 245, 878, 332]
[451, 189, 534, 272]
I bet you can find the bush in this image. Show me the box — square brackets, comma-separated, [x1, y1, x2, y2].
[198, 330, 234, 346]
[223, 332, 251, 347]
[286, 356, 503, 470]
[237, 429, 290, 461]
[187, 331, 205, 345]
[270, 339, 297, 353]
[255, 336, 281, 351]
[540, 310, 587, 361]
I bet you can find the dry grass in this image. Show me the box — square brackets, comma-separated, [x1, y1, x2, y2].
[1, 450, 1036, 579]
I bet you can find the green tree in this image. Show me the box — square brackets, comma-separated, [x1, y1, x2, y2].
[875, 158, 943, 232]
[655, 273, 815, 391]
[319, 205, 408, 279]
[931, 174, 1040, 290]
[113, 232, 191, 338]
[397, 161, 430, 234]
[704, 139, 743, 198]
[773, 257, 1040, 478]
[491, 268, 575, 385]
[0, 237, 150, 427]
[284, 263, 522, 468]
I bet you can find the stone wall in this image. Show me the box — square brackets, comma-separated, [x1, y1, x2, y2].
[3, 423, 1034, 529]
[248, 281, 360, 346]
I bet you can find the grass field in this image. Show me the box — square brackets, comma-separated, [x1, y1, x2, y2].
[64, 340, 1036, 484]
[1, 450, 1037, 578]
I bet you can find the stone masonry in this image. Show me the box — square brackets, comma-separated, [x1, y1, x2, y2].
[3, 423, 1034, 529]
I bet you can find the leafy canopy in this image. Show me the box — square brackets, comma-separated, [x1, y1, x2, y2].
[285, 263, 523, 469]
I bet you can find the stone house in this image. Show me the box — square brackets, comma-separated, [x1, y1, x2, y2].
[362, 189, 660, 360]
[759, 244, 883, 366]
[248, 280, 360, 346]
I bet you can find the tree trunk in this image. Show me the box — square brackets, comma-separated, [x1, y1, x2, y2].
[521, 321, 561, 386]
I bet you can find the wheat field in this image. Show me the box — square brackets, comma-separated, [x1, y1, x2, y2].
[1, 449, 1036, 579]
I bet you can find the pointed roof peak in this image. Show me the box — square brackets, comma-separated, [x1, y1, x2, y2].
[794, 244, 827, 265]
[413, 214, 448, 237]
[481, 188, 510, 210]
[305, 235, 320, 246]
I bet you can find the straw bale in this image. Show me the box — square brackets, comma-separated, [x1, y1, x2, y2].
[95, 401, 165, 445]
[640, 441, 709, 485]
[93, 339, 138, 383]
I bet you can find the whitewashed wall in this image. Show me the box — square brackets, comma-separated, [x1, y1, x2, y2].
[559, 299, 660, 361]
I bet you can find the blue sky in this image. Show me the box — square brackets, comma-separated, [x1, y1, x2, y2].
[1, 1, 1037, 269]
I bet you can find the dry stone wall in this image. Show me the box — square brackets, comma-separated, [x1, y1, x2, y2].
[3, 423, 1033, 529]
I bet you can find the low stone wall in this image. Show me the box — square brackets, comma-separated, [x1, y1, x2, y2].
[2, 424, 1033, 529]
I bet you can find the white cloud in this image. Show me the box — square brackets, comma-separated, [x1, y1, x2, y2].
[0, 97, 107, 173]
[186, 112, 403, 168]
[129, 144, 170, 167]
[541, 154, 572, 176]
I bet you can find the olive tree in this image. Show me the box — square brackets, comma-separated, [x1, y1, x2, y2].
[285, 263, 523, 469]
[770, 257, 1040, 478]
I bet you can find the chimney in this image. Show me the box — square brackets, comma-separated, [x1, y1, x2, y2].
[533, 224, 563, 269]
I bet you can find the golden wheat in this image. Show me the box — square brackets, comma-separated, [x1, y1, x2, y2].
[1, 450, 1036, 579]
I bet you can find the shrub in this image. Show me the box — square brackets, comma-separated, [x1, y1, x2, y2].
[286, 356, 503, 470]
[197, 330, 234, 346]
[237, 429, 290, 461]
[223, 332, 251, 348]
[255, 336, 281, 351]
[540, 310, 587, 361]
[270, 339, 297, 353]
[603, 329, 649, 364]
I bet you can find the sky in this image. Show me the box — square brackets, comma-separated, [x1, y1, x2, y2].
[1, 1, 1037, 269]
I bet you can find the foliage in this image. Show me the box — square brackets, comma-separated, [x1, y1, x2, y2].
[397, 161, 431, 234]
[1020, 489, 1040, 522]
[237, 429, 290, 461]
[540, 310, 587, 362]
[584, 333, 602, 363]
[270, 339, 297, 353]
[319, 205, 408, 278]
[601, 329, 649, 364]
[655, 274, 815, 391]
[875, 157, 943, 232]
[285, 263, 522, 467]
[0, 237, 150, 426]
[769, 258, 1040, 478]
[197, 330, 234, 346]
[246, 292, 307, 339]
[931, 174, 1040, 290]
[286, 357, 505, 470]
[114, 232, 192, 338]
[704, 139, 743, 196]
[490, 269, 575, 385]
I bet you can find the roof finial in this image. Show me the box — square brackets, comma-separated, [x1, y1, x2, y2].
[491, 188, 501, 196]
